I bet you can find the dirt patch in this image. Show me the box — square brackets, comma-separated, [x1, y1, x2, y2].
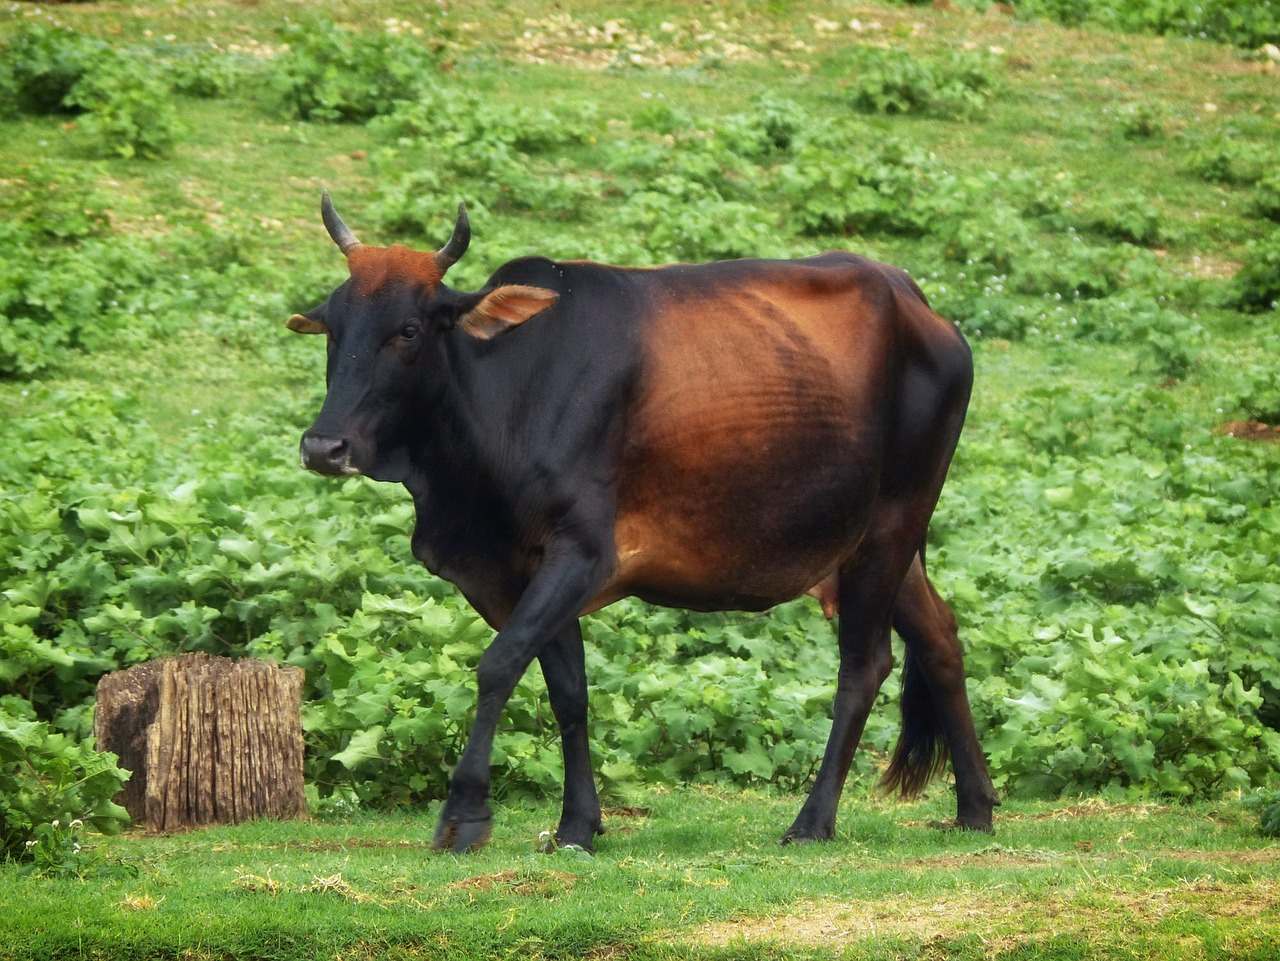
[682, 880, 1280, 949]
[901, 800, 1171, 829]
[1185, 254, 1243, 280]
[1216, 420, 1280, 442]
[1002, 800, 1171, 821]
[895, 847, 1062, 872]
[509, 14, 763, 70]
[293, 838, 422, 852]
[877, 844, 1280, 874]
[1106, 880, 1280, 923]
[211, 837, 423, 853]
[688, 893, 1048, 947]
[604, 805, 651, 818]
[452, 869, 576, 898]
[1149, 848, 1280, 867]
[603, 806, 650, 836]
[453, 869, 521, 892]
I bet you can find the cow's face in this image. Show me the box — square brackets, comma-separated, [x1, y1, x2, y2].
[288, 194, 556, 483]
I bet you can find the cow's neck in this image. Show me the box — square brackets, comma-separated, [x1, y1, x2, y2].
[401, 337, 531, 597]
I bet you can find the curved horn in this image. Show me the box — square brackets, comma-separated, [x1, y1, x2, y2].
[434, 203, 470, 273]
[320, 190, 361, 256]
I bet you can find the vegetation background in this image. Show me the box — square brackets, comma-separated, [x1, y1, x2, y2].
[1, 0, 1278, 957]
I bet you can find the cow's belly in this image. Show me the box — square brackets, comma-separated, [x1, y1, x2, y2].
[607, 397, 880, 611]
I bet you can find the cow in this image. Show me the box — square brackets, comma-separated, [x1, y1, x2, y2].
[287, 192, 999, 854]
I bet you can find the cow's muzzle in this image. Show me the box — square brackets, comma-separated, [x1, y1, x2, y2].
[300, 433, 362, 476]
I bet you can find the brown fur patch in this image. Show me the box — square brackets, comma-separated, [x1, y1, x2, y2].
[608, 266, 894, 608]
[347, 245, 442, 296]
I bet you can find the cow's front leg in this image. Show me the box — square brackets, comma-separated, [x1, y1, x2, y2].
[432, 543, 606, 854]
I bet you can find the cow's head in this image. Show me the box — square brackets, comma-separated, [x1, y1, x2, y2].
[288, 192, 558, 481]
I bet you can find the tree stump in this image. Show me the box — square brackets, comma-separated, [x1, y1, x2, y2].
[94, 654, 307, 832]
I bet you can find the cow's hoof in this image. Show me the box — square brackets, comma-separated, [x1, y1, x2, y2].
[431, 816, 492, 854]
[537, 830, 597, 857]
[552, 821, 603, 854]
[780, 824, 834, 845]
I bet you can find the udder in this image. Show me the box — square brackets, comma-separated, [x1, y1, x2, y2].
[806, 573, 840, 619]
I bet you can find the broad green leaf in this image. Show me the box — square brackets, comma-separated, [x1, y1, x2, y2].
[333, 725, 387, 770]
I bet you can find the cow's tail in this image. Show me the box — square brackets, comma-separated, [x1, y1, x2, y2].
[880, 645, 949, 798]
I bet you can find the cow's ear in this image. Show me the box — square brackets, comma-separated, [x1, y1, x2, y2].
[458, 285, 558, 340]
[286, 305, 327, 335]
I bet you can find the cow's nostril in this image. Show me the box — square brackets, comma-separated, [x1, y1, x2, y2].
[300, 434, 351, 475]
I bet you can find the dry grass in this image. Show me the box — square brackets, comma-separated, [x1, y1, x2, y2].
[452, 869, 577, 898]
[683, 878, 1280, 951]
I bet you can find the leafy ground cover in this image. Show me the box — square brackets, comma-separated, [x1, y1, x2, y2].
[2, 789, 1280, 961]
[1, 0, 1279, 933]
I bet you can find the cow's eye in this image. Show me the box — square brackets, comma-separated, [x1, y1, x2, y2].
[399, 322, 421, 342]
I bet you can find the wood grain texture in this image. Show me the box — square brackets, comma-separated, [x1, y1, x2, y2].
[95, 654, 306, 832]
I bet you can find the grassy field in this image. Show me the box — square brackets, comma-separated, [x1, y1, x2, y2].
[2, 1, 1280, 958]
[2, 789, 1279, 960]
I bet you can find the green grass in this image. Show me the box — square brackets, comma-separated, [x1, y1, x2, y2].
[3, 1, 1280, 956]
[3, 790, 1279, 960]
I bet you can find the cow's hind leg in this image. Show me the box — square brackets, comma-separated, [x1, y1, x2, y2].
[538, 621, 604, 851]
[782, 538, 906, 843]
[885, 553, 999, 830]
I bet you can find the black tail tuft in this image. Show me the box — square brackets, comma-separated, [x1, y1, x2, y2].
[880, 647, 949, 798]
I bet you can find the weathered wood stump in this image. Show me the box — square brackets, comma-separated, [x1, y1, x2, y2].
[94, 653, 306, 832]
